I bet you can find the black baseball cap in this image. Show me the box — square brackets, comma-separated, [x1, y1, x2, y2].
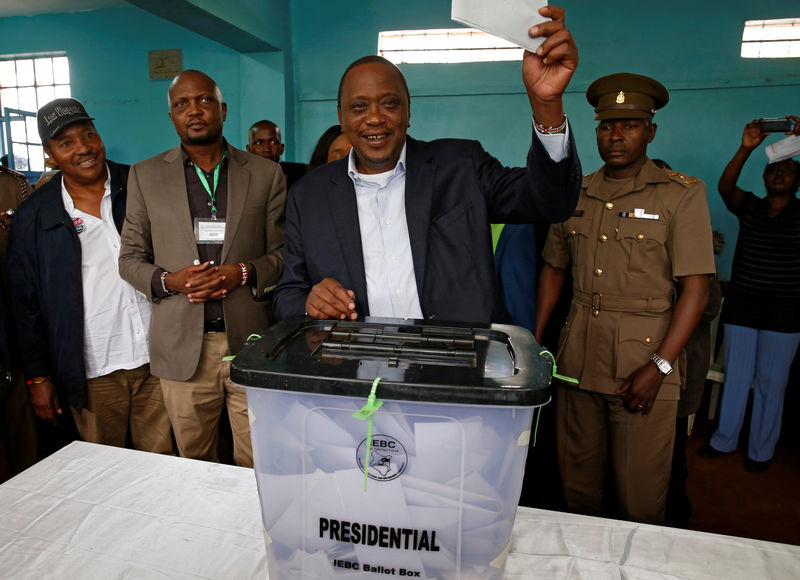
[37, 98, 95, 143]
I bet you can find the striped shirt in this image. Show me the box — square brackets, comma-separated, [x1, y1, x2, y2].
[722, 191, 800, 332]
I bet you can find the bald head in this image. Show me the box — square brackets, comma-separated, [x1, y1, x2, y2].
[167, 69, 227, 147]
[168, 69, 222, 107]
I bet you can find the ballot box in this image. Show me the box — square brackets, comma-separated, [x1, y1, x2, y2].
[231, 317, 552, 580]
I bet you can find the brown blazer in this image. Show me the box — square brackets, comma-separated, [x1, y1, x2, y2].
[119, 143, 286, 381]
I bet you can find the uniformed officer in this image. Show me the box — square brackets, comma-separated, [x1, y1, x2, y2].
[534, 73, 715, 524]
[0, 165, 35, 481]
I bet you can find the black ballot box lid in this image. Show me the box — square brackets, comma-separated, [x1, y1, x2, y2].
[231, 317, 552, 407]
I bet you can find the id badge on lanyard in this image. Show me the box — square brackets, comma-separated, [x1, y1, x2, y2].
[194, 154, 226, 244]
[194, 216, 226, 244]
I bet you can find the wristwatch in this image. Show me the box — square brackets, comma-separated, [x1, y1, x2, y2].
[650, 353, 673, 376]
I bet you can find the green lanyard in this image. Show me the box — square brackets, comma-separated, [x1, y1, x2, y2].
[193, 152, 226, 219]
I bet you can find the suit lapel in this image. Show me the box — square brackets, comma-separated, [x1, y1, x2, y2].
[403, 137, 434, 309]
[162, 147, 199, 257]
[327, 166, 369, 314]
[222, 145, 250, 263]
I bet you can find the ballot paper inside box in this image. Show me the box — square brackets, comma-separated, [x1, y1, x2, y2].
[231, 318, 552, 580]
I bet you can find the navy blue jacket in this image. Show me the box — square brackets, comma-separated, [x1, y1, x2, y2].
[8, 161, 129, 411]
[275, 132, 581, 324]
[494, 223, 539, 333]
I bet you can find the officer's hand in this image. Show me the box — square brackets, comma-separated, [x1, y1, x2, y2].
[742, 120, 769, 150]
[523, 5, 578, 111]
[305, 278, 357, 320]
[28, 378, 62, 424]
[616, 362, 664, 415]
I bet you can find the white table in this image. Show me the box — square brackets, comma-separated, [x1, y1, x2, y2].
[0, 442, 797, 579]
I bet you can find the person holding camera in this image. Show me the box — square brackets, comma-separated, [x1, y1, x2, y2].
[699, 115, 800, 472]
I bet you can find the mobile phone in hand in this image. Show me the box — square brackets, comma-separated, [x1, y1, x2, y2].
[759, 117, 794, 133]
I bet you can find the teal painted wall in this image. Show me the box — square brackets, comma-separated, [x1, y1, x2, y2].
[187, 0, 291, 50]
[0, 1, 797, 278]
[289, 0, 800, 279]
[0, 6, 288, 165]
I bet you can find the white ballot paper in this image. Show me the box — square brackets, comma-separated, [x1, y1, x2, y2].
[765, 134, 800, 164]
[452, 0, 549, 52]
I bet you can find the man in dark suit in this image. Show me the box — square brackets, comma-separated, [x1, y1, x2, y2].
[119, 71, 286, 466]
[274, 5, 581, 324]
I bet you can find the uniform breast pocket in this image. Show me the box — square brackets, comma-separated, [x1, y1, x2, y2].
[564, 218, 589, 267]
[616, 219, 667, 274]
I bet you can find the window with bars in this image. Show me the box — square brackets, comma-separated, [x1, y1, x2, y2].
[0, 54, 71, 174]
[378, 28, 523, 64]
[741, 18, 800, 58]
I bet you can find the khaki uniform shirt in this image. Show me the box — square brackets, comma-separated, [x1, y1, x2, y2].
[542, 159, 715, 400]
[0, 167, 30, 284]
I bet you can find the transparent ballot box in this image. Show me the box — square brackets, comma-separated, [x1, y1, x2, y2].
[231, 317, 552, 580]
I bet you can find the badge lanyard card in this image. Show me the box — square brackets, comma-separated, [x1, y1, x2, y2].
[194, 154, 227, 244]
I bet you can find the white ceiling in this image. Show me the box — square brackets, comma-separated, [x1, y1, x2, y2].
[0, 0, 123, 18]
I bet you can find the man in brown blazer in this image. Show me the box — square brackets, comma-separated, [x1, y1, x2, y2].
[119, 70, 286, 467]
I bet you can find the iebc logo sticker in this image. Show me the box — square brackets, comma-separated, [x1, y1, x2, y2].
[356, 434, 408, 481]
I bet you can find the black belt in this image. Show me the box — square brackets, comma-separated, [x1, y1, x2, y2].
[204, 318, 226, 333]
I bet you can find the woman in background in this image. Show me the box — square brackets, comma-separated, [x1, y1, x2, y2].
[700, 116, 800, 472]
[307, 125, 351, 173]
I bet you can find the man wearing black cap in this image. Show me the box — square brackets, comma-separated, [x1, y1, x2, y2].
[7, 98, 172, 454]
[535, 73, 715, 524]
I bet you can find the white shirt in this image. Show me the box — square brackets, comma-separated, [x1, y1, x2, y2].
[531, 121, 570, 163]
[346, 126, 569, 319]
[348, 145, 423, 319]
[61, 168, 152, 379]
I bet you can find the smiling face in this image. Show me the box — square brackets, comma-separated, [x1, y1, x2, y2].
[596, 118, 656, 179]
[337, 61, 410, 174]
[45, 121, 107, 187]
[247, 122, 284, 163]
[168, 70, 226, 147]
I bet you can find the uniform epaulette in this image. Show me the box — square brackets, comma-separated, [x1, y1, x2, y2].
[667, 171, 698, 187]
[0, 165, 31, 199]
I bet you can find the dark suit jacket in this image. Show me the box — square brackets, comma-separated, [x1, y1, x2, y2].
[119, 143, 286, 381]
[494, 223, 540, 333]
[274, 131, 580, 324]
[280, 161, 308, 190]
